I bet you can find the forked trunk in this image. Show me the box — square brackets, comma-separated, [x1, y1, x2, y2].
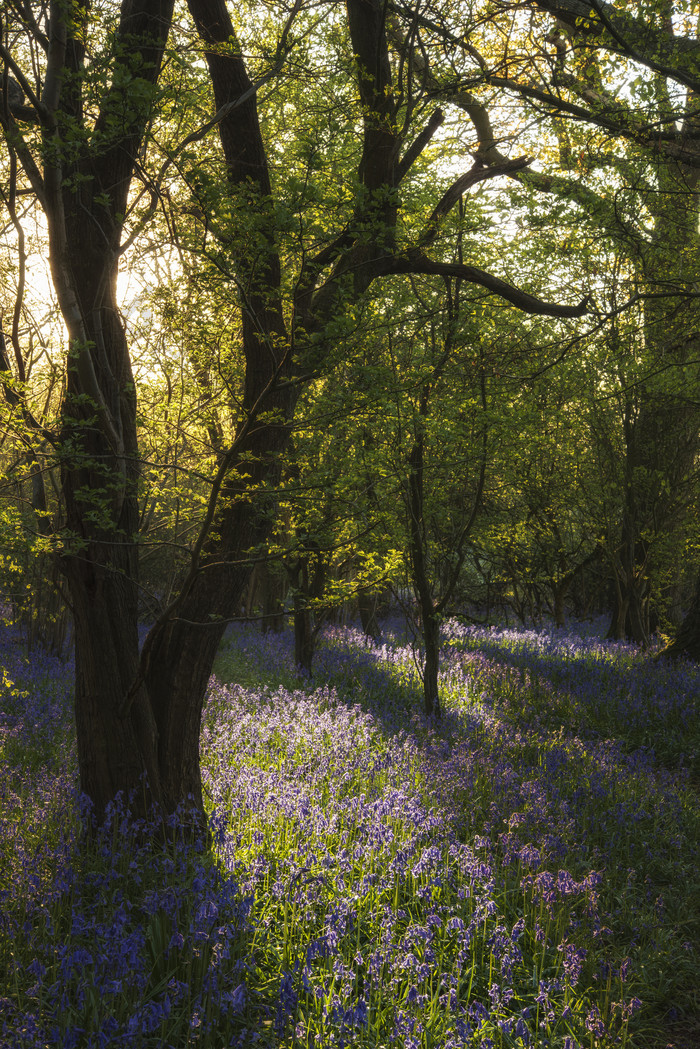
[607, 566, 649, 646]
[57, 275, 163, 820]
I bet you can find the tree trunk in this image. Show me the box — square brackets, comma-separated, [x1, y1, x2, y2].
[553, 578, 568, 628]
[607, 500, 650, 645]
[291, 553, 313, 674]
[19, 0, 178, 823]
[291, 540, 327, 675]
[606, 577, 629, 642]
[659, 572, 700, 661]
[68, 564, 160, 815]
[257, 562, 287, 634]
[607, 560, 649, 646]
[626, 576, 650, 646]
[59, 299, 164, 818]
[294, 595, 314, 675]
[422, 611, 441, 718]
[358, 592, 382, 642]
[141, 403, 295, 823]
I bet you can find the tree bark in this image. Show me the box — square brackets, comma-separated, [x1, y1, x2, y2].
[127, 0, 294, 825]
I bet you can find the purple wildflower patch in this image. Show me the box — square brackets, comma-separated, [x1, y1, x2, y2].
[2, 617, 698, 1046]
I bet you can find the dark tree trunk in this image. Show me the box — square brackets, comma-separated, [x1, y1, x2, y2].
[294, 595, 314, 675]
[607, 562, 649, 645]
[119, 0, 296, 827]
[290, 540, 326, 675]
[553, 578, 569, 628]
[407, 422, 442, 718]
[607, 496, 650, 646]
[659, 572, 700, 661]
[256, 562, 287, 634]
[291, 551, 313, 673]
[142, 395, 295, 821]
[626, 577, 650, 646]
[59, 302, 164, 818]
[607, 601, 627, 642]
[358, 592, 382, 642]
[41, 0, 176, 821]
[422, 611, 441, 718]
[68, 565, 160, 813]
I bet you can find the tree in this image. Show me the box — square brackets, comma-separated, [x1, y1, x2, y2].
[512, 1, 700, 647]
[661, 571, 700, 660]
[399, 306, 487, 717]
[395, 0, 700, 645]
[1, 0, 587, 826]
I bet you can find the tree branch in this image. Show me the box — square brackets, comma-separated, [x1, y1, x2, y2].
[0, 43, 47, 123]
[419, 156, 531, 248]
[533, 0, 700, 94]
[395, 106, 444, 184]
[388, 249, 590, 317]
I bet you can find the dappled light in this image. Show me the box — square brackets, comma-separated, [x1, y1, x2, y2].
[2, 0, 700, 1045]
[3, 619, 697, 1046]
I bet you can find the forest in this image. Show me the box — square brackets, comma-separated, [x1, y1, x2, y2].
[1, 0, 699, 1047]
